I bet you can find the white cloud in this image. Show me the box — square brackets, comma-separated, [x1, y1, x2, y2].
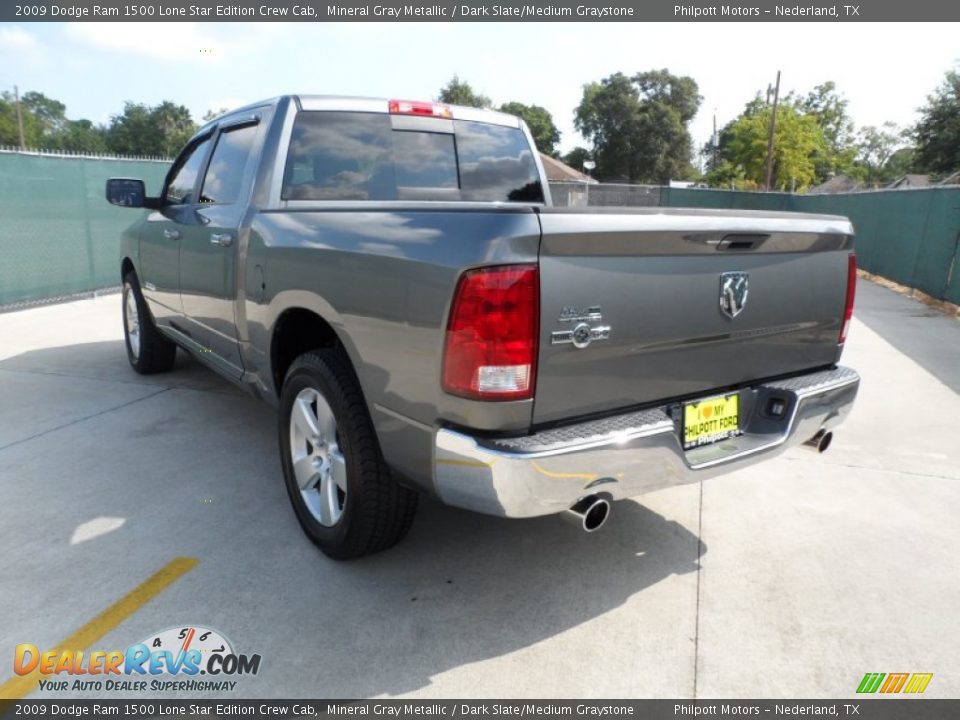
[65, 22, 229, 61]
[0, 26, 37, 50]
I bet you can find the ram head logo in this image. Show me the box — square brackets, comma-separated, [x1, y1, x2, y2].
[719, 272, 749, 318]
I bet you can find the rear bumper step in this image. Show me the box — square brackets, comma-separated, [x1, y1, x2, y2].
[433, 366, 860, 518]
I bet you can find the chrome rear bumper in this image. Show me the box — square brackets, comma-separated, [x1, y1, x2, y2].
[433, 366, 860, 518]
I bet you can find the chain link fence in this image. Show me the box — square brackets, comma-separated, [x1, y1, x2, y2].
[549, 181, 661, 208]
[0, 149, 170, 309]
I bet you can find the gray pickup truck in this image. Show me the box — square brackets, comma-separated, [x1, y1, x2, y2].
[107, 95, 860, 559]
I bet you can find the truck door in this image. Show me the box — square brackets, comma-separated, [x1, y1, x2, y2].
[179, 116, 264, 377]
[139, 134, 213, 327]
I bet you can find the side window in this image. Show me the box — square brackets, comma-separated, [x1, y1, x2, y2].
[200, 123, 259, 205]
[164, 137, 212, 205]
[454, 120, 544, 203]
[282, 112, 396, 201]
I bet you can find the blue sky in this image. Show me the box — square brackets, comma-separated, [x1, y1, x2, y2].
[2, 22, 958, 155]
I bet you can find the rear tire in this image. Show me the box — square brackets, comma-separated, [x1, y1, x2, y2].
[123, 272, 177, 374]
[278, 350, 418, 560]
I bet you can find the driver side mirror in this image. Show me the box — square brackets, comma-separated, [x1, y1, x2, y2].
[106, 178, 156, 208]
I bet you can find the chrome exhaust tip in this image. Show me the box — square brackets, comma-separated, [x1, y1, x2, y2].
[563, 496, 610, 533]
[803, 429, 834, 454]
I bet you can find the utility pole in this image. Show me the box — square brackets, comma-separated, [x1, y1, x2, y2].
[712, 110, 718, 171]
[763, 71, 781, 191]
[14, 84, 26, 151]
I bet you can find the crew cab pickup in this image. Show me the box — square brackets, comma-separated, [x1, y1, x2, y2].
[107, 95, 860, 559]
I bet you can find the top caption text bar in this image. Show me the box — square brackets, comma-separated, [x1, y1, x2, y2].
[5, 0, 960, 23]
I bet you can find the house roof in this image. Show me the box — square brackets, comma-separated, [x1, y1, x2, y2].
[807, 174, 863, 195]
[887, 174, 933, 189]
[938, 170, 960, 186]
[539, 153, 596, 183]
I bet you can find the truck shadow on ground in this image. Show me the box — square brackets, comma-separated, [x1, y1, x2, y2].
[303, 497, 706, 697]
[0, 337, 242, 396]
[0, 339, 705, 698]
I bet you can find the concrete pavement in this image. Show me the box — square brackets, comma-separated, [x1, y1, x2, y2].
[0, 279, 957, 699]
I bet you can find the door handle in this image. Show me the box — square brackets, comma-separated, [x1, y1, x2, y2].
[210, 233, 233, 247]
[163, 229, 180, 240]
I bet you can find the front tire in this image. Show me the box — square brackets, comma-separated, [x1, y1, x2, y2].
[123, 273, 177, 374]
[278, 350, 418, 559]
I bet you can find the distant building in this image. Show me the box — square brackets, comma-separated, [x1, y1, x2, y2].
[807, 174, 863, 195]
[938, 170, 960, 186]
[886, 174, 934, 189]
[539, 153, 597, 184]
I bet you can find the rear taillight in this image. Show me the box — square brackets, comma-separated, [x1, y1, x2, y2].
[388, 99, 452, 119]
[442, 265, 539, 401]
[839, 253, 857, 344]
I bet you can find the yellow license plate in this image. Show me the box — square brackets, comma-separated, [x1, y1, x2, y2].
[683, 393, 740, 449]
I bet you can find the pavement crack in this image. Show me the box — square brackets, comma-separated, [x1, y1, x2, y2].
[782, 456, 959, 481]
[0, 387, 171, 453]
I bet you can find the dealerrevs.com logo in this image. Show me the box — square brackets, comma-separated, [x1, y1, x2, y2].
[14, 626, 261, 693]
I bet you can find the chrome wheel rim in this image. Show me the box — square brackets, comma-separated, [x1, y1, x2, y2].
[124, 285, 141, 359]
[289, 387, 347, 527]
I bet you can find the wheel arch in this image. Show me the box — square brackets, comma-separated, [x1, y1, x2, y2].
[270, 306, 355, 399]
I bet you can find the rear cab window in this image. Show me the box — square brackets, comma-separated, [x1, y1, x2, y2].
[281, 111, 544, 204]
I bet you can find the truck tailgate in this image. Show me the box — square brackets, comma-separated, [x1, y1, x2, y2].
[533, 208, 854, 425]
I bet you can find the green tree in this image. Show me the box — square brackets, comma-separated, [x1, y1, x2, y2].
[913, 68, 960, 175]
[574, 69, 701, 183]
[884, 147, 916, 181]
[0, 92, 42, 147]
[437, 75, 491, 109]
[203, 108, 230, 122]
[57, 119, 108, 153]
[707, 102, 826, 191]
[106, 101, 196, 157]
[563, 147, 592, 174]
[788, 82, 858, 181]
[499, 101, 560, 156]
[20, 91, 68, 146]
[856, 123, 907, 185]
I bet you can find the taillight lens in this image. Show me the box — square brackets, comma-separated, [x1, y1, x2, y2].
[839, 253, 857, 344]
[442, 265, 539, 400]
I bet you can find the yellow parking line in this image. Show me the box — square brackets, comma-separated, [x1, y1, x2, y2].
[0, 556, 198, 700]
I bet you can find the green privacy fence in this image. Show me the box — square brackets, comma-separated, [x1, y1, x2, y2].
[663, 186, 960, 306]
[2, 151, 958, 308]
[0, 151, 170, 307]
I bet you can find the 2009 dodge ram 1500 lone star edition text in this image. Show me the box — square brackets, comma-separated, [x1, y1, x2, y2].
[106, 95, 860, 559]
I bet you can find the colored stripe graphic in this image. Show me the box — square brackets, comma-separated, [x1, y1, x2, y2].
[880, 673, 909, 693]
[903, 673, 933, 694]
[857, 673, 885, 694]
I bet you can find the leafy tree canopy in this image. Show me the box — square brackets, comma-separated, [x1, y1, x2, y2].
[855, 122, 909, 185]
[106, 101, 196, 157]
[437, 75, 491, 109]
[499, 101, 561, 156]
[574, 69, 702, 183]
[707, 101, 826, 191]
[787, 82, 858, 179]
[913, 68, 960, 175]
[563, 147, 593, 174]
